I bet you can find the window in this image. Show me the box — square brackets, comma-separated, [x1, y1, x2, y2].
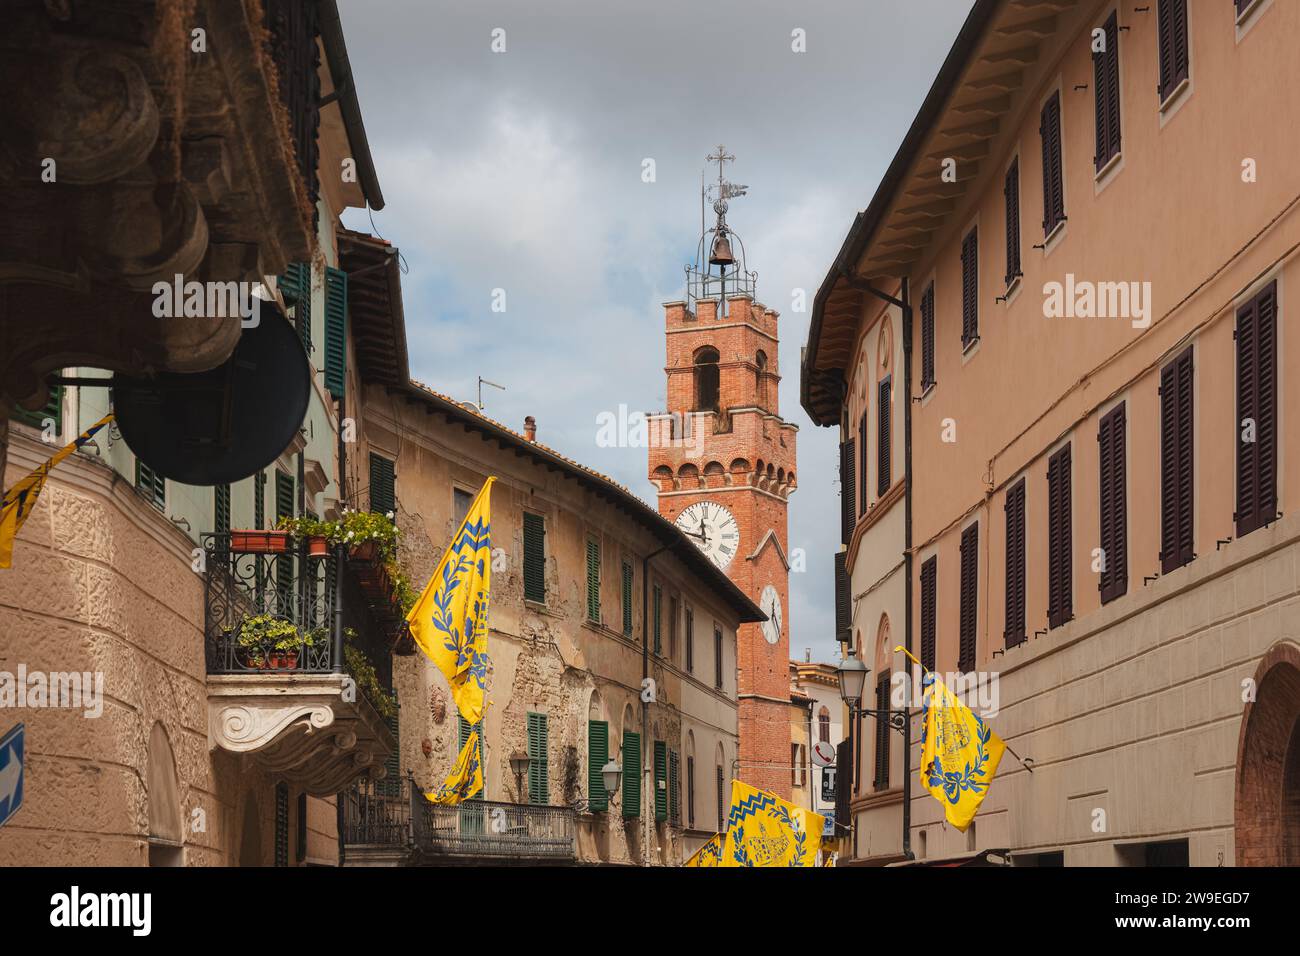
[587, 720, 609, 812]
[586, 539, 601, 623]
[920, 282, 936, 389]
[1040, 92, 1066, 236]
[693, 347, 720, 412]
[668, 749, 680, 826]
[323, 266, 348, 400]
[1093, 11, 1122, 171]
[11, 384, 61, 432]
[687, 755, 696, 827]
[716, 764, 725, 832]
[452, 487, 473, 526]
[714, 626, 724, 689]
[669, 595, 679, 660]
[651, 583, 662, 653]
[959, 523, 978, 673]
[527, 712, 549, 805]
[523, 512, 546, 603]
[1160, 348, 1195, 572]
[254, 470, 266, 528]
[960, 228, 979, 347]
[818, 707, 831, 744]
[1236, 282, 1278, 539]
[215, 483, 231, 536]
[281, 262, 312, 353]
[457, 716, 483, 803]
[654, 740, 669, 823]
[1047, 443, 1073, 629]
[1157, 0, 1189, 104]
[621, 561, 634, 636]
[1004, 159, 1022, 286]
[858, 411, 868, 516]
[685, 607, 694, 672]
[1004, 479, 1027, 647]
[878, 377, 892, 495]
[368, 453, 394, 515]
[839, 435, 856, 544]
[1098, 403, 1128, 603]
[873, 673, 890, 791]
[791, 744, 802, 787]
[920, 556, 937, 671]
[295, 791, 307, 864]
[135, 459, 165, 510]
[622, 731, 641, 819]
[835, 551, 851, 644]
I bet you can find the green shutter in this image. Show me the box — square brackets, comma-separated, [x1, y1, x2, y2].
[275, 470, 295, 520]
[622, 731, 641, 819]
[135, 459, 164, 510]
[215, 483, 231, 535]
[652, 585, 662, 656]
[323, 266, 348, 400]
[369, 453, 395, 515]
[621, 562, 633, 636]
[523, 512, 546, 603]
[378, 692, 400, 797]
[654, 740, 668, 822]
[527, 712, 549, 805]
[585, 539, 601, 622]
[254, 470, 266, 528]
[281, 261, 313, 353]
[275, 471, 295, 616]
[588, 720, 609, 812]
[11, 385, 61, 432]
[668, 749, 680, 826]
[458, 715, 483, 802]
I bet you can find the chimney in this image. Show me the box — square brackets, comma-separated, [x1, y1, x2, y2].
[524, 416, 536, 442]
[804, 648, 811, 663]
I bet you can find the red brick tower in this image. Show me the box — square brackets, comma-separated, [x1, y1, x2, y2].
[648, 149, 796, 799]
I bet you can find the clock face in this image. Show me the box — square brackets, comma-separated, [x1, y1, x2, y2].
[675, 500, 740, 571]
[759, 585, 783, 645]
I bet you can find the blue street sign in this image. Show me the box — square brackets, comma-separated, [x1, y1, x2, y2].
[0, 723, 24, 828]
[821, 811, 835, 839]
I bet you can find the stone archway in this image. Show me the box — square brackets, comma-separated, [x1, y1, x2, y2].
[1234, 642, 1300, 866]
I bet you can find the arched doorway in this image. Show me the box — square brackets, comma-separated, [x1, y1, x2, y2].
[1235, 642, 1300, 866]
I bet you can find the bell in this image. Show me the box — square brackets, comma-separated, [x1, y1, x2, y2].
[708, 232, 735, 267]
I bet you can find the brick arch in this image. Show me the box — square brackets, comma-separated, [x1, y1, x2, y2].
[874, 614, 892, 674]
[651, 465, 674, 492]
[1235, 640, 1300, 866]
[729, 457, 751, 485]
[677, 462, 700, 488]
[703, 460, 726, 488]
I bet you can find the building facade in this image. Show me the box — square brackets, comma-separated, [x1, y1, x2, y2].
[804, 0, 1300, 866]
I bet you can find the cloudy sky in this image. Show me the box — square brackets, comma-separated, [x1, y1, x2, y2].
[338, 0, 973, 662]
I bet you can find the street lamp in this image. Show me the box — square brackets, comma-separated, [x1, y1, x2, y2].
[510, 751, 530, 799]
[601, 759, 622, 795]
[836, 647, 869, 711]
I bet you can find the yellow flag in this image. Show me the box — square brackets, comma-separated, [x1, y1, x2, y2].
[1, 414, 114, 569]
[683, 833, 723, 867]
[919, 672, 1005, 831]
[406, 477, 494, 724]
[425, 731, 483, 805]
[721, 780, 824, 867]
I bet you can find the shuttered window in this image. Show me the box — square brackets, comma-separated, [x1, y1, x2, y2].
[840, 436, 856, 543]
[11, 384, 61, 431]
[622, 731, 641, 819]
[323, 266, 348, 400]
[920, 556, 937, 671]
[651, 583, 662, 654]
[1093, 11, 1122, 171]
[588, 720, 609, 812]
[1004, 159, 1022, 286]
[281, 261, 313, 353]
[527, 711, 549, 805]
[368, 453, 394, 515]
[274, 782, 289, 867]
[1040, 92, 1066, 235]
[135, 459, 165, 510]
[1236, 283, 1278, 539]
[254, 470, 266, 528]
[523, 512, 546, 603]
[685, 607, 694, 672]
[1160, 348, 1195, 572]
[716, 764, 726, 832]
[1004, 479, 1027, 647]
[586, 539, 601, 623]
[858, 412, 868, 516]
[714, 626, 724, 689]
[377, 695, 401, 797]
[686, 755, 696, 827]
[1047, 443, 1073, 629]
[215, 483, 231, 536]
[668, 749, 680, 826]
[873, 673, 890, 791]
[1098, 403, 1128, 603]
[1157, 0, 1189, 103]
[960, 228, 979, 347]
[654, 740, 668, 822]
[275, 469, 295, 613]
[959, 523, 978, 673]
[878, 377, 892, 496]
[920, 282, 936, 390]
[834, 551, 851, 645]
[621, 561, 633, 635]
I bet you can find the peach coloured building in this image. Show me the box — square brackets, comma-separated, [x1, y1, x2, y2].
[803, 0, 1300, 866]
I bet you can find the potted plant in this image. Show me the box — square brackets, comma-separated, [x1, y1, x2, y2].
[337, 509, 401, 563]
[234, 615, 315, 669]
[275, 515, 332, 557]
[229, 530, 291, 553]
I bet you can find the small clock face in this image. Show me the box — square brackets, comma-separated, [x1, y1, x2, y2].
[675, 500, 740, 570]
[760, 585, 782, 645]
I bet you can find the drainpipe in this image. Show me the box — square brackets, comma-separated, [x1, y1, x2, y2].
[641, 541, 670, 866]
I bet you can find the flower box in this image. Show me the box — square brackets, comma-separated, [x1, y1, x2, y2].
[230, 530, 291, 553]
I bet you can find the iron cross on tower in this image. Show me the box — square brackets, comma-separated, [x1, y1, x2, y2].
[704, 145, 747, 315]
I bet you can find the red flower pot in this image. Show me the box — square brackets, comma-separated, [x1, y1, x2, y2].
[307, 536, 330, 558]
[269, 652, 299, 669]
[230, 530, 291, 553]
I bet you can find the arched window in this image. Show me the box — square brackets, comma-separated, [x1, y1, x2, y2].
[818, 706, 831, 743]
[694, 347, 720, 412]
[147, 722, 184, 867]
[755, 350, 768, 404]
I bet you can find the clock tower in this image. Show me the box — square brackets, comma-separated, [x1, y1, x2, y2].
[648, 148, 797, 800]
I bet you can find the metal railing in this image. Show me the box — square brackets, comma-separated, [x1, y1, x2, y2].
[343, 776, 411, 847]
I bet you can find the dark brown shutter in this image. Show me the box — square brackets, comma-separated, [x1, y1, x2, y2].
[840, 437, 856, 543]
[859, 412, 868, 515]
[834, 550, 851, 644]
[1098, 403, 1128, 603]
[1048, 443, 1073, 629]
[1093, 12, 1121, 171]
[835, 739, 851, 826]
[921, 282, 936, 389]
[1004, 159, 1021, 286]
[1040, 92, 1065, 235]
[877, 377, 892, 496]
[920, 556, 937, 671]
[961, 228, 979, 347]
[873, 673, 891, 791]
[1236, 282, 1278, 538]
[1158, 0, 1189, 102]
[1160, 348, 1195, 571]
[959, 523, 979, 672]
[1004, 479, 1026, 647]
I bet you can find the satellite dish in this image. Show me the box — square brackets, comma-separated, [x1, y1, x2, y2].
[113, 309, 311, 485]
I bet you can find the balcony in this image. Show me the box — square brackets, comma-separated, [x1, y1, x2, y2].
[342, 776, 577, 866]
[203, 532, 396, 796]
